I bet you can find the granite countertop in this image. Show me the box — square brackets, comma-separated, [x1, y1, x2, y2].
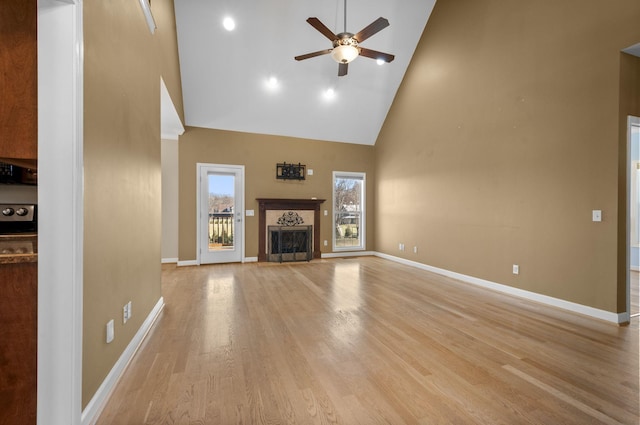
[0, 234, 37, 264]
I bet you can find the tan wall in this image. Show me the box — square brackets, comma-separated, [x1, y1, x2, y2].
[375, 0, 640, 313]
[82, 0, 181, 407]
[162, 139, 180, 260]
[178, 127, 375, 260]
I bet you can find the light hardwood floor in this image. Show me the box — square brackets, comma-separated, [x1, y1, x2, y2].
[97, 257, 639, 424]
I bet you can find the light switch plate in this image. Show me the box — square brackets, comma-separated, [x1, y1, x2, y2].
[246, 209, 254, 216]
[307, 169, 313, 176]
[106, 319, 114, 343]
[592, 210, 602, 222]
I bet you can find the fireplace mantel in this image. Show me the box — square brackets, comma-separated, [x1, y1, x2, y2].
[257, 198, 325, 262]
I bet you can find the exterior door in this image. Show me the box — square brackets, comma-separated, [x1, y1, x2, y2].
[198, 163, 244, 264]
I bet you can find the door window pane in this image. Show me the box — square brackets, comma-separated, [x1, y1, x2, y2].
[208, 174, 235, 251]
[333, 172, 365, 250]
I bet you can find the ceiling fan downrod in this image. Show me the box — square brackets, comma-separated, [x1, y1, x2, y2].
[343, 0, 347, 33]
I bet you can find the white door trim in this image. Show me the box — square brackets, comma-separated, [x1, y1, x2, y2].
[37, 0, 84, 424]
[196, 163, 245, 264]
[627, 115, 640, 320]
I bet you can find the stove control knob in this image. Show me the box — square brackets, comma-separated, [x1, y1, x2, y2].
[2, 208, 14, 216]
[16, 208, 29, 217]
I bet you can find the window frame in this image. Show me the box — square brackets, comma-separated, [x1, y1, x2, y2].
[332, 171, 366, 252]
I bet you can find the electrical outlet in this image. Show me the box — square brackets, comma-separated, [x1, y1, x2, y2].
[324, 240, 328, 246]
[399, 243, 405, 251]
[413, 246, 418, 254]
[106, 319, 114, 343]
[592, 210, 602, 222]
[123, 301, 132, 324]
[512, 264, 519, 275]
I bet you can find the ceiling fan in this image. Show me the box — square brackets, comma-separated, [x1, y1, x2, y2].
[294, 0, 395, 76]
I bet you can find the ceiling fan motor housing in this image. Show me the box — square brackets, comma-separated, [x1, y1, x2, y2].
[332, 33, 360, 63]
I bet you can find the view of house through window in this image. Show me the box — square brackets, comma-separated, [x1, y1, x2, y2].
[333, 172, 365, 250]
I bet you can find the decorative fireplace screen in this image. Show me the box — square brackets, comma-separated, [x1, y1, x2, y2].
[268, 225, 312, 262]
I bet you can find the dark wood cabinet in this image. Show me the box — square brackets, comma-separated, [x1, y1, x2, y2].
[0, 258, 37, 424]
[0, 0, 38, 161]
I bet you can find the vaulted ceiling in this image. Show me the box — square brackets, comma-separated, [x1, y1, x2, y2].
[174, 0, 436, 145]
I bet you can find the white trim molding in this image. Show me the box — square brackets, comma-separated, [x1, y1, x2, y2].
[376, 253, 624, 324]
[161, 257, 178, 264]
[37, 0, 84, 424]
[322, 251, 376, 259]
[81, 297, 165, 425]
[177, 259, 198, 267]
[243, 257, 258, 263]
[137, 0, 156, 34]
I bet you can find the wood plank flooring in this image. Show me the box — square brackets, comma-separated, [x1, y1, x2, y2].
[96, 257, 639, 425]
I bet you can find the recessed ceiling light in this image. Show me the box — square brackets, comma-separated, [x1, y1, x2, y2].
[324, 88, 336, 100]
[376, 59, 385, 65]
[223, 17, 236, 31]
[266, 76, 279, 90]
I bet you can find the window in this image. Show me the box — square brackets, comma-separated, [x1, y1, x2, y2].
[333, 172, 365, 251]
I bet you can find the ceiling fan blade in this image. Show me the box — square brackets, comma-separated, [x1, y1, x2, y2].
[294, 49, 333, 61]
[359, 47, 395, 63]
[353, 17, 389, 43]
[306, 17, 337, 41]
[338, 63, 348, 76]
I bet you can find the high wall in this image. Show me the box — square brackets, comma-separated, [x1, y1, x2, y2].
[178, 127, 375, 261]
[82, 0, 182, 407]
[375, 0, 640, 314]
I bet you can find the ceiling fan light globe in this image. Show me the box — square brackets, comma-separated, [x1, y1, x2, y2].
[331, 45, 359, 64]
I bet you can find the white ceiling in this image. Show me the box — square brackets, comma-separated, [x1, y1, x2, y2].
[174, 0, 436, 146]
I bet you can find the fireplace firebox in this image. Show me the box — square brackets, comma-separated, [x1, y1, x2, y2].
[268, 225, 312, 262]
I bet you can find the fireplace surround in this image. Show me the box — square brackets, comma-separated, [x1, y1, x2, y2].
[257, 198, 325, 262]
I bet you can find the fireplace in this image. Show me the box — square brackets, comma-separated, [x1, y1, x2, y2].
[268, 225, 312, 262]
[257, 198, 325, 262]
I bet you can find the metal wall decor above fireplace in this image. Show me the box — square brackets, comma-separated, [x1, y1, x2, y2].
[276, 162, 305, 180]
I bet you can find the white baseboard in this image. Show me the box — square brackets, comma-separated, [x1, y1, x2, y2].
[178, 258, 258, 265]
[81, 297, 165, 425]
[375, 252, 623, 324]
[322, 250, 375, 258]
[161, 257, 178, 264]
